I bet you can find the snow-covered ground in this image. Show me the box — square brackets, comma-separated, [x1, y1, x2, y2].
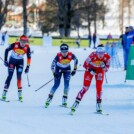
[0, 45, 134, 134]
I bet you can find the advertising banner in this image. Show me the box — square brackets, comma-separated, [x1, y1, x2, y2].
[126, 45, 134, 80]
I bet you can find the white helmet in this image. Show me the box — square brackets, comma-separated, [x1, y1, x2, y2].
[96, 44, 105, 59]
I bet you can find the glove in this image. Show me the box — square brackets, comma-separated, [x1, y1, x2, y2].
[71, 70, 76, 76]
[25, 65, 30, 73]
[88, 68, 96, 75]
[100, 62, 105, 69]
[71, 66, 77, 76]
[4, 61, 8, 67]
[53, 72, 59, 79]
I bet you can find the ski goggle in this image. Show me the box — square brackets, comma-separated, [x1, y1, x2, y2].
[20, 40, 27, 47]
[96, 47, 105, 58]
[96, 47, 105, 53]
[20, 40, 27, 44]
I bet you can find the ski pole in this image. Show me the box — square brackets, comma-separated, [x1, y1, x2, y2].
[35, 78, 54, 92]
[0, 57, 4, 62]
[0, 57, 8, 67]
[61, 64, 83, 72]
[35, 64, 81, 92]
[27, 74, 31, 87]
[30, 50, 34, 54]
[61, 69, 85, 72]
[26, 51, 33, 87]
[105, 72, 108, 84]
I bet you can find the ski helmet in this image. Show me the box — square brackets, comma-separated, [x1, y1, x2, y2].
[20, 35, 28, 47]
[96, 44, 105, 59]
[60, 43, 69, 53]
[20, 35, 29, 42]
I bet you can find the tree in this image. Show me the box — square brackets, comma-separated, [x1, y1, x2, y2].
[39, 0, 59, 35]
[71, 0, 83, 37]
[0, 0, 9, 30]
[38, 0, 108, 37]
[118, 0, 134, 34]
[57, 0, 72, 37]
[79, 0, 108, 35]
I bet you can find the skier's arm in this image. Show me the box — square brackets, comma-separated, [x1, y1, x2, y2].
[72, 54, 78, 70]
[51, 56, 59, 78]
[24, 46, 31, 73]
[51, 56, 58, 72]
[102, 55, 110, 72]
[26, 47, 31, 66]
[83, 53, 101, 70]
[4, 43, 14, 61]
[70, 54, 78, 76]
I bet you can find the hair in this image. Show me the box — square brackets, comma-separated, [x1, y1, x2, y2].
[97, 44, 104, 47]
[96, 44, 105, 53]
[60, 43, 68, 47]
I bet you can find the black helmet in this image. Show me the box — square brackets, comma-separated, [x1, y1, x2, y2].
[60, 43, 69, 53]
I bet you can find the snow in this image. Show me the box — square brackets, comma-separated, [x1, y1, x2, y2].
[0, 45, 134, 134]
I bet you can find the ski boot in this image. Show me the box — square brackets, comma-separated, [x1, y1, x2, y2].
[96, 99, 102, 113]
[18, 90, 23, 102]
[61, 95, 68, 107]
[70, 99, 80, 115]
[45, 94, 53, 108]
[1, 90, 7, 101]
[19, 96, 23, 102]
[96, 102, 102, 113]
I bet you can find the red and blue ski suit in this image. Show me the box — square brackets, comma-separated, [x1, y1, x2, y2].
[4, 42, 31, 90]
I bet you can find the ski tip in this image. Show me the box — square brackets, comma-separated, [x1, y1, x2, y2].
[69, 112, 74, 116]
[59, 105, 70, 108]
[45, 105, 48, 108]
[68, 110, 76, 115]
[94, 111, 109, 116]
[0, 99, 10, 102]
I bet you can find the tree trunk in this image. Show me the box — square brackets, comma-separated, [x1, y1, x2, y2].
[23, 0, 28, 35]
[93, 0, 97, 33]
[57, 0, 65, 37]
[128, 0, 131, 25]
[0, 0, 9, 30]
[120, 0, 124, 34]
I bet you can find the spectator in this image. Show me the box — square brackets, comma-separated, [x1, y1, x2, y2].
[120, 27, 129, 70]
[88, 34, 92, 47]
[125, 26, 134, 70]
[93, 32, 97, 49]
[107, 33, 112, 40]
[75, 38, 80, 48]
[1, 31, 7, 45]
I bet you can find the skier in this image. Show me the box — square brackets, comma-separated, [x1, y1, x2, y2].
[70, 44, 110, 114]
[1, 35, 31, 102]
[45, 43, 78, 108]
